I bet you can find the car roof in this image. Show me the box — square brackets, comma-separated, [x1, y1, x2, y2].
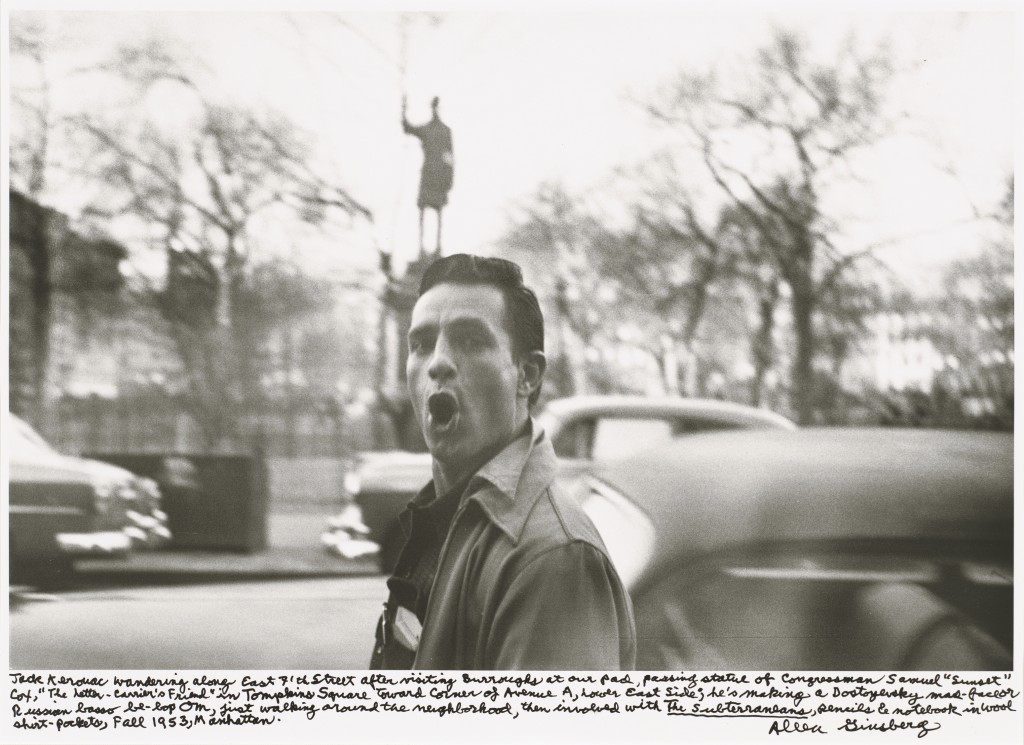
[542, 395, 796, 430]
[596, 427, 1013, 573]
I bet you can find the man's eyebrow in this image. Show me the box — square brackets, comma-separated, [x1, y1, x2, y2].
[408, 323, 436, 342]
[446, 317, 494, 335]
[408, 316, 496, 342]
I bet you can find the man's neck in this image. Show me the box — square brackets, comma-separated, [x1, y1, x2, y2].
[432, 420, 530, 497]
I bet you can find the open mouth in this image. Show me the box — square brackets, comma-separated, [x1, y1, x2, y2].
[427, 392, 459, 430]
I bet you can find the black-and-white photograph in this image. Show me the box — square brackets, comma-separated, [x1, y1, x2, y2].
[3, 2, 1018, 742]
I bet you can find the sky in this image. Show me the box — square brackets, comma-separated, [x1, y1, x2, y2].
[4, 5, 1016, 290]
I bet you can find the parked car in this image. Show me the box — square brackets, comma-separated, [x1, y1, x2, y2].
[580, 427, 1012, 670]
[8, 414, 172, 582]
[323, 395, 795, 570]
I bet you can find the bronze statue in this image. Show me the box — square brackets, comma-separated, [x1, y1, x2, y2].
[402, 96, 453, 257]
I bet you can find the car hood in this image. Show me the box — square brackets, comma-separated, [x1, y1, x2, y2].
[10, 454, 93, 485]
[597, 427, 1013, 578]
[78, 458, 138, 484]
[9, 440, 94, 484]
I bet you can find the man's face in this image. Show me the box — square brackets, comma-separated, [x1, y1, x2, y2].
[407, 283, 525, 473]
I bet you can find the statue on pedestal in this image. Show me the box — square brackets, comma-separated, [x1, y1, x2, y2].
[402, 96, 453, 258]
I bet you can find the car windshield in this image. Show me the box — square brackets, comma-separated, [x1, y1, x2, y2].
[591, 418, 676, 460]
[551, 415, 736, 461]
[576, 477, 655, 589]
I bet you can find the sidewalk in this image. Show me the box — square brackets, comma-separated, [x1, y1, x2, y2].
[74, 510, 382, 581]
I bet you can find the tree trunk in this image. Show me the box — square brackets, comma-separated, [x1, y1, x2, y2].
[284, 327, 297, 459]
[750, 284, 779, 407]
[790, 291, 816, 425]
[674, 343, 698, 397]
[657, 336, 679, 396]
[29, 208, 53, 428]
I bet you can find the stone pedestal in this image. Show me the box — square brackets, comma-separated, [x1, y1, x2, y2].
[374, 257, 434, 451]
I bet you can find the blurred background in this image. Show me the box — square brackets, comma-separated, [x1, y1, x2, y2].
[5, 7, 1016, 673]
[8, 10, 1013, 463]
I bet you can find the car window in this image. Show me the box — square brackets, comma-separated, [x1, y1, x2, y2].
[551, 418, 595, 459]
[670, 416, 742, 435]
[592, 418, 675, 461]
[552, 414, 747, 461]
[632, 551, 1012, 671]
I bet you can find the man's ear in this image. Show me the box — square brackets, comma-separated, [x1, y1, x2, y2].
[517, 351, 546, 400]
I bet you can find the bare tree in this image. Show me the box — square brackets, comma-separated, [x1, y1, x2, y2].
[926, 178, 1013, 427]
[9, 18, 67, 422]
[9, 16, 53, 198]
[502, 181, 768, 401]
[9, 16, 135, 425]
[69, 41, 372, 448]
[641, 29, 896, 422]
[597, 162, 757, 397]
[499, 184, 630, 396]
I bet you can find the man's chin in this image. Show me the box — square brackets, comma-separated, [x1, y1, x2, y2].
[426, 432, 489, 477]
[425, 435, 461, 465]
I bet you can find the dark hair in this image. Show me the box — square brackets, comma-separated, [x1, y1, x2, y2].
[419, 254, 545, 406]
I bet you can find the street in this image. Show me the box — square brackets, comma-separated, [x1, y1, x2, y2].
[10, 576, 387, 670]
[10, 509, 389, 670]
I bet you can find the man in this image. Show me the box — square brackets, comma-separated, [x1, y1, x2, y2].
[402, 96, 453, 257]
[370, 254, 635, 670]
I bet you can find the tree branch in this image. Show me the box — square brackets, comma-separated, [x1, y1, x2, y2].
[73, 114, 231, 231]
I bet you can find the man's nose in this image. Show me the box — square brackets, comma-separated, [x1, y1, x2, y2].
[427, 336, 456, 381]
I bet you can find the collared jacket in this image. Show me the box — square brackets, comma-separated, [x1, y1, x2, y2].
[411, 423, 636, 670]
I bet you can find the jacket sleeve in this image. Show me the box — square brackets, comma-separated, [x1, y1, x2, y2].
[487, 541, 636, 670]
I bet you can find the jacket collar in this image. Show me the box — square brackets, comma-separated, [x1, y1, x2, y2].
[460, 417, 558, 544]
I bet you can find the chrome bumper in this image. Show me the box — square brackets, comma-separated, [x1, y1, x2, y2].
[56, 531, 133, 554]
[125, 510, 173, 548]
